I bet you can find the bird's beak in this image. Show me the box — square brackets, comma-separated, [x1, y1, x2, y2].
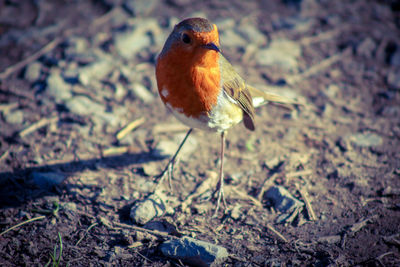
[202, 42, 220, 52]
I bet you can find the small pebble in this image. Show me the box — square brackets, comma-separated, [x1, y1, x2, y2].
[256, 39, 301, 71]
[24, 61, 42, 82]
[46, 69, 72, 101]
[65, 96, 105, 116]
[129, 83, 155, 103]
[130, 192, 167, 225]
[4, 110, 24, 124]
[160, 236, 229, 267]
[387, 69, 400, 90]
[114, 27, 151, 60]
[348, 132, 383, 147]
[265, 186, 304, 223]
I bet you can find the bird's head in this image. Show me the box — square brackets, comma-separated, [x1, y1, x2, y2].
[159, 17, 221, 59]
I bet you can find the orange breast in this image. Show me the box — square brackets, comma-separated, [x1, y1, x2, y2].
[156, 48, 221, 118]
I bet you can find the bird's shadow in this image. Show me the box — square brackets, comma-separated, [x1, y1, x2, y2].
[0, 151, 162, 208]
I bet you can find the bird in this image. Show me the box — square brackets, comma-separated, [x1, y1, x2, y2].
[155, 17, 299, 214]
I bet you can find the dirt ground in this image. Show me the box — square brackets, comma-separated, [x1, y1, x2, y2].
[1, 0, 400, 266]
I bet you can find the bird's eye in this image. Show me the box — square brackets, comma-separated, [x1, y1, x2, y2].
[182, 33, 191, 44]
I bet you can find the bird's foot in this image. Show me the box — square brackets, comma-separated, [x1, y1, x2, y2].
[213, 180, 227, 217]
[155, 160, 175, 190]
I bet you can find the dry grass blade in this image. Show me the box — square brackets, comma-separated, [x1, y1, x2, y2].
[266, 223, 288, 243]
[116, 117, 145, 140]
[297, 186, 317, 221]
[19, 116, 59, 138]
[0, 215, 46, 236]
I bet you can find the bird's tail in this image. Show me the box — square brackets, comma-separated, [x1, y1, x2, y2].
[247, 85, 304, 109]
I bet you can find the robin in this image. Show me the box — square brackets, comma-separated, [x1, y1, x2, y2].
[155, 17, 298, 214]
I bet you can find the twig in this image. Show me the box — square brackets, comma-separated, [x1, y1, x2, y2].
[0, 150, 9, 162]
[0, 37, 63, 80]
[286, 169, 313, 178]
[229, 187, 263, 208]
[113, 221, 177, 240]
[116, 117, 145, 140]
[19, 116, 59, 137]
[349, 215, 378, 234]
[266, 223, 288, 243]
[0, 102, 18, 113]
[75, 223, 98, 246]
[286, 47, 352, 85]
[297, 186, 317, 221]
[136, 251, 153, 263]
[0, 215, 46, 236]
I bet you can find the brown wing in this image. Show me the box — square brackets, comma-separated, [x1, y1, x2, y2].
[219, 55, 255, 131]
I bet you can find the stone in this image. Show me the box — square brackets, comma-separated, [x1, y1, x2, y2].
[265, 186, 304, 223]
[357, 37, 376, 58]
[78, 58, 114, 86]
[219, 29, 247, 48]
[348, 132, 383, 147]
[130, 192, 167, 225]
[123, 0, 159, 16]
[129, 83, 155, 103]
[114, 27, 151, 60]
[25, 61, 42, 82]
[387, 69, 400, 90]
[123, 0, 160, 16]
[4, 110, 24, 124]
[153, 134, 197, 159]
[31, 172, 65, 189]
[65, 96, 105, 116]
[46, 69, 72, 101]
[256, 39, 301, 71]
[214, 18, 235, 31]
[237, 24, 267, 45]
[160, 236, 229, 267]
[390, 48, 400, 67]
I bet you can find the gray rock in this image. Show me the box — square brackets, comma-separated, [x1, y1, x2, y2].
[46, 69, 72, 101]
[357, 38, 376, 58]
[65, 37, 89, 59]
[390, 49, 400, 67]
[256, 39, 301, 71]
[237, 24, 267, 45]
[4, 110, 24, 124]
[78, 58, 114, 86]
[114, 27, 151, 59]
[387, 69, 400, 90]
[265, 186, 304, 223]
[219, 29, 246, 48]
[123, 0, 159, 16]
[160, 236, 229, 267]
[65, 96, 105, 116]
[25, 61, 42, 82]
[129, 83, 155, 103]
[214, 18, 235, 31]
[31, 172, 65, 189]
[348, 132, 383, 147]
[153, 134, 197, 159]
[130, 192, 167, 225]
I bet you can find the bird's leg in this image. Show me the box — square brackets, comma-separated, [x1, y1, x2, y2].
[156, 128, 193, 188]
[214, 131, 227, 215]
